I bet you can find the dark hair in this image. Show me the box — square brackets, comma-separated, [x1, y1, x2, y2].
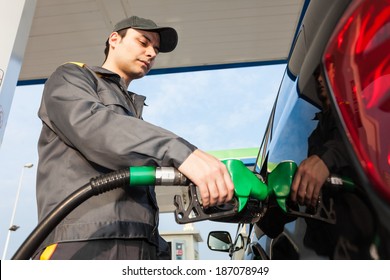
[103, 29, 128, 62]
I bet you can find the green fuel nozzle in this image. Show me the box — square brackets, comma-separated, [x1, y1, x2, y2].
[174, 159, 298, 224]
[128, 160, 296, 215]
[223, 159, 297, 212]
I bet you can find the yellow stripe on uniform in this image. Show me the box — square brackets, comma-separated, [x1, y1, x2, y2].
[40, 243, 58, 260]
[65, 61, 85, 67]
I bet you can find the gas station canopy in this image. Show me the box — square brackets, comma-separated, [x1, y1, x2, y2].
[19, 0, 306, 84]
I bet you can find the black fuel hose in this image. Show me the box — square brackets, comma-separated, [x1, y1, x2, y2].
[12, 169, 130, 260]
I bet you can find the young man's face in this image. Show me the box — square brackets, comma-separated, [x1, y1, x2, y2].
[315, 69, 330, 109]
[109, 28, 160, 81]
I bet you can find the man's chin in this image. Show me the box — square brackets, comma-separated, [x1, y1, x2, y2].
[131, 71, 148, 80]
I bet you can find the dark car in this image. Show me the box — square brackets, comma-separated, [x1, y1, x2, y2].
[208, 0, 390, 259]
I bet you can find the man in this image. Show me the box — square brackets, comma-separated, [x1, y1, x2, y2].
[290, 65, 375, 259]
[34, 16, 234, 260]
[290, 65, 348, 207]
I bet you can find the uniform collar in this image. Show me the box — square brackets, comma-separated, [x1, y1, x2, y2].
[90, 66, 128, 89]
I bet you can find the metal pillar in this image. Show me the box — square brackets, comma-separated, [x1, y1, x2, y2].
[0, 0, 37, 146]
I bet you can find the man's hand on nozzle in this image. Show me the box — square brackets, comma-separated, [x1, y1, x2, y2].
[290, 155, 330, 207]
[178, 149, 235, 208]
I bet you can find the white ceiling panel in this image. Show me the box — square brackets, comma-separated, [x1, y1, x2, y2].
[19, 0, 305, 82]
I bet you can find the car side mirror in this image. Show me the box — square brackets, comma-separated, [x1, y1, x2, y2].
[207, 231, 232, 252]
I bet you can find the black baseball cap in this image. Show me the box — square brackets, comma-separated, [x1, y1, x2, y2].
[112, 16, 178, 53]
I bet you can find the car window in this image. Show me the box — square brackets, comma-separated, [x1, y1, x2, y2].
[268, 93, 318, 167]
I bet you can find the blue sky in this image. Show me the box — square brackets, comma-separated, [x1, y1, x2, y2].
[0, 64, 285, 260]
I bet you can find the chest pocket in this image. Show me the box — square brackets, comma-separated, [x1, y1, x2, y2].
[96, 88, 137, 117]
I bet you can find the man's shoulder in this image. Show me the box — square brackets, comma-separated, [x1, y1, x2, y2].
[54, 62, 89, 75]
[45, 62, 97, 87]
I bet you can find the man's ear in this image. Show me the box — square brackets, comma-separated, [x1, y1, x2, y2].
[108, 32, 120, 48]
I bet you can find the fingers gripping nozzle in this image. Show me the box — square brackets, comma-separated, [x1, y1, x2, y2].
[174, 159, 269, 224]
[174, 184, 239, 224]
[173, 160, 299, 224]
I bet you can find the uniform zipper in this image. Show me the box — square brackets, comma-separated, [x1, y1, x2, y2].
[118, 84, 140, 118]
